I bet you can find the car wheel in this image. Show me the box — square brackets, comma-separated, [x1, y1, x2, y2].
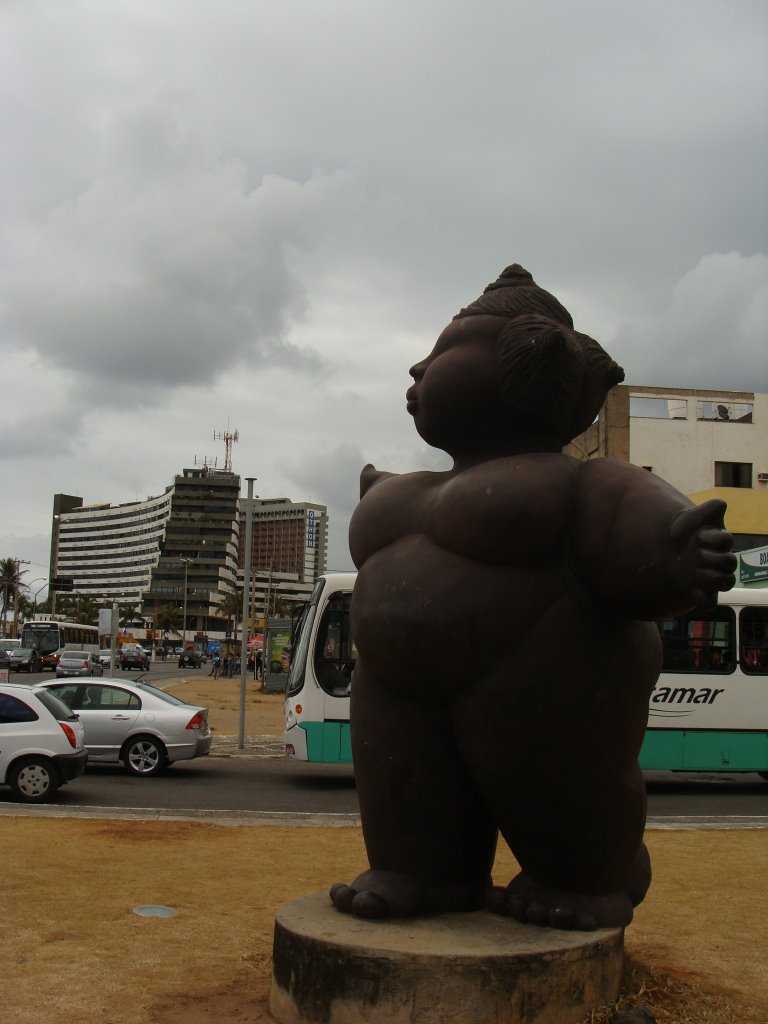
[122, 736, 168, 777]
[9, 756, 60, 803]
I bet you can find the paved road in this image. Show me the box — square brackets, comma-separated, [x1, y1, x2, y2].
[3, 667, 767, 824]
[0, 750, 766, 825]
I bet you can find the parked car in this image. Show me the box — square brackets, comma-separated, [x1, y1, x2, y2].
[0, 682, 87, 802]
[120, 649, 150, 671]
[40, 678, 212, 777]
[56, 651, 104, 678]
[97, 649, 114, 667]
[178, 650, 201, 668]
[9, 647, 45, 673]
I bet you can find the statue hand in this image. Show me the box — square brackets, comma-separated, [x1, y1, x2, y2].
[668, 500, 736, 606]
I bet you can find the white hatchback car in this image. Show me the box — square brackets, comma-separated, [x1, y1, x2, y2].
[0, 683, 87, 802]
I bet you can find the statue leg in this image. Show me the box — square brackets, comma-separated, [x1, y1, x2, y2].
[450, 679, 651, 931]
[331, 660, 497, 919]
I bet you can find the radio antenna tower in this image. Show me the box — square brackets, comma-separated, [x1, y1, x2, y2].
[213, 427, 239, 473]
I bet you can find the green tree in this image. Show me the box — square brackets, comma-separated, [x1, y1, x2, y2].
[0, 558, 24, 635]
[154, 604, 182, 639]
[58, 595, 99, 625]
[218, 589, 243, 632]
[15, 595, 33, 624]
[271, 595, 301, 620]
[119, 604, 142, 628]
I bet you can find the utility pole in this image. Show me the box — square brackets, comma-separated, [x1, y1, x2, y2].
[239, 478, 256, 750]
[12, 559, 30, 638]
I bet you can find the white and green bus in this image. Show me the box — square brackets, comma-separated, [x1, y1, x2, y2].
[643, 587, 768, 777]
[283, 573, 355, 763]
[284, 578, 768, 776]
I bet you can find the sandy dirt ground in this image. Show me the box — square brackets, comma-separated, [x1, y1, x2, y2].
[2, 675, 766, 1024]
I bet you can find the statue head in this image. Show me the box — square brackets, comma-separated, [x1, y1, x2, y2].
[453, 265, 624, 446]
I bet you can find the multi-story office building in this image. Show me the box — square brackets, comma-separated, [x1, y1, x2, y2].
[237, 498, 329, 616]
[50, 467, 241, 637]
[50, 475, 331, 636]
[142, 466, 241, 636]
[51, 490, 173, 605]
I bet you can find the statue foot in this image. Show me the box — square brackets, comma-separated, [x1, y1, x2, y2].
[330, 870, 429, 918]
[487, 872, 634, 931]
[330, 869, 485, 919]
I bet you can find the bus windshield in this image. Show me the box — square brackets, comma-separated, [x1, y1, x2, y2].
[286, 589, 320, 697]
[21, 623, 60, 655]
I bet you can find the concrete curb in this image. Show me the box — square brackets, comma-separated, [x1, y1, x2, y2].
[0, 804, 765, 829]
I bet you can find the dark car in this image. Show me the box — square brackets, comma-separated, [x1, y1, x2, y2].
[10, 648, 45, 673]
[119, 650, 150, 671]
[178, 650, 201, 668]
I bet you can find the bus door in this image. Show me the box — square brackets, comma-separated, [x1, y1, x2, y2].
[310, 591, 355, 761]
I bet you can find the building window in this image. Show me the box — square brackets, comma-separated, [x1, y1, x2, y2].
[629, 397, 688, 420]
[715, 462, 752, 488]
[698, 400, 753, 423]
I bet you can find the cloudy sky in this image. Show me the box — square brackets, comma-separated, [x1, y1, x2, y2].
[2, 0, 766, 592]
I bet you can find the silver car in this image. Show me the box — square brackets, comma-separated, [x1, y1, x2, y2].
[41, 678, 212, 776]
[55, 651, 104, 678]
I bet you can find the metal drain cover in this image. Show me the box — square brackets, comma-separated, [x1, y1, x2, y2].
[133, 905, 177, 917]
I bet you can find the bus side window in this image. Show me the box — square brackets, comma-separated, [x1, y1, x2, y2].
[659, 609, 734, 673]
[740, 609, 768, 674]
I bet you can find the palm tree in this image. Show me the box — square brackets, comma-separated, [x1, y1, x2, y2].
[119, 604, 142, 629]
[0, 558, 23, 635]
[154, 604, 182, 640]
[272, 596, 301, 620]
[218, 589, 243, 633]
[15, 595, 33, 626]
[58, 595, 99, 625]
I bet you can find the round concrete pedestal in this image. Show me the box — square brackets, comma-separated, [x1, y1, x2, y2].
[269, 892, 624, 1024]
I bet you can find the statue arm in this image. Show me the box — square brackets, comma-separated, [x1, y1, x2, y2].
[570, 459, 736, 619]
[360, 463, 397, 497]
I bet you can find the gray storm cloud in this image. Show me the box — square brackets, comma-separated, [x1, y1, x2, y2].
[614, 252, 768, 392]
[4, 88, 360, 393]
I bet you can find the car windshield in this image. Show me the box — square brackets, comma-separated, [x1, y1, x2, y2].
[13, 648, 35, 656]
[36, 688, 79, 722]
[135, 681, 188, 707]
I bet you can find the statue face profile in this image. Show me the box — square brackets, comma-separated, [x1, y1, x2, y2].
[406, 315, 506, 456]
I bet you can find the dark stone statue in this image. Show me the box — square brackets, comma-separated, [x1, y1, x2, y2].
[331, 265, 736, 931]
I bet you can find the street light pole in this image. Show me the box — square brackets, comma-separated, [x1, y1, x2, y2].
[180, 558, 191, 650]
[239, 477, 256, 750]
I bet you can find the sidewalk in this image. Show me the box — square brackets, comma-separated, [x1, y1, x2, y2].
[210, 732, 284, 757]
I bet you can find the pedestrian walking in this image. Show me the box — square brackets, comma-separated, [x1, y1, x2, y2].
[209, 653, 221, 679]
